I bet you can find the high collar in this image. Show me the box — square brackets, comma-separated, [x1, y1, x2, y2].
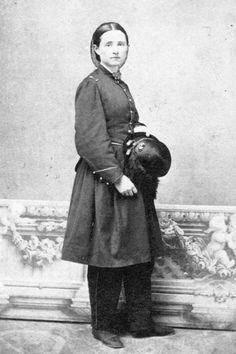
[98, 64, 121, 82]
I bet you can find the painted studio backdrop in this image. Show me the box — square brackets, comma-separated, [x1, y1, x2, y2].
[0, 0, 236, 205]
[0, 0, 236, 329]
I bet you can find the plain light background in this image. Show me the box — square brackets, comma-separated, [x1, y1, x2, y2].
[0, 0, 235, 205]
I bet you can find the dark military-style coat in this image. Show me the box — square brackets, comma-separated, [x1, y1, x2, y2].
[61, 64, 163, 267]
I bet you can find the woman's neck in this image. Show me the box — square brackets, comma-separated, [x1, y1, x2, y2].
[100, 63, 119, 74]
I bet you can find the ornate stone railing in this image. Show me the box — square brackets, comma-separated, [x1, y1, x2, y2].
[0, 199, 236, 329]
[0, 199, 89, 322]
[153, 204, 236, 330]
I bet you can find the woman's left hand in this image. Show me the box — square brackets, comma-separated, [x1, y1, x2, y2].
[114, 175, 138, 197]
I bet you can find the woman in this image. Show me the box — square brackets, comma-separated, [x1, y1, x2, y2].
[62, 22, 174, 349]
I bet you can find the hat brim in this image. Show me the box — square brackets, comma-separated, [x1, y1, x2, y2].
[123, 133, 171, 177]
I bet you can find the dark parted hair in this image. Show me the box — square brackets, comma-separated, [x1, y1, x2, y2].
[91, 22, 129, 63]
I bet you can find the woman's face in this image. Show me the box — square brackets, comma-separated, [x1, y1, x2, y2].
[94, 30, 129, 71]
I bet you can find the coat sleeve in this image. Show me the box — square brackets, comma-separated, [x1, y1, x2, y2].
[74, 78, 123, 184]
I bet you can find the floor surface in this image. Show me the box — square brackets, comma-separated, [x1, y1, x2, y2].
[0, 320, 236, 354]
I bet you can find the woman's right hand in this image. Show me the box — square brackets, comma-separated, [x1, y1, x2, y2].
[114, 175, 138, 197]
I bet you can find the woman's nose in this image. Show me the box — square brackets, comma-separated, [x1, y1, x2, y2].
[112, 46, 119, 54]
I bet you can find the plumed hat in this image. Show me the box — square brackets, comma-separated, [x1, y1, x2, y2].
[123, 126, 171, 178]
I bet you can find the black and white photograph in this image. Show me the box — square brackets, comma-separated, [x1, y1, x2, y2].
[0, 1, 236, 353]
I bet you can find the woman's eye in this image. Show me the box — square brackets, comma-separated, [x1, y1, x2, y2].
[105, 43, 112, 47]
[118, 42, 125, 46]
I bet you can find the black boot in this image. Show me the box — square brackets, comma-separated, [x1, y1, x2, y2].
[92, 329, 124, 348]
[132, 324, 175, 338]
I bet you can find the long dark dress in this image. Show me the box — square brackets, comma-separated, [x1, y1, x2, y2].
[61, 64, 162, 267]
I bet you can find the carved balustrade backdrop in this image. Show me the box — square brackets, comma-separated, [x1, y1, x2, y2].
[0, 199, 236, 329]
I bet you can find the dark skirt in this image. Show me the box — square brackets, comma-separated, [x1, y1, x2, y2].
[61, 147, 162, 267]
